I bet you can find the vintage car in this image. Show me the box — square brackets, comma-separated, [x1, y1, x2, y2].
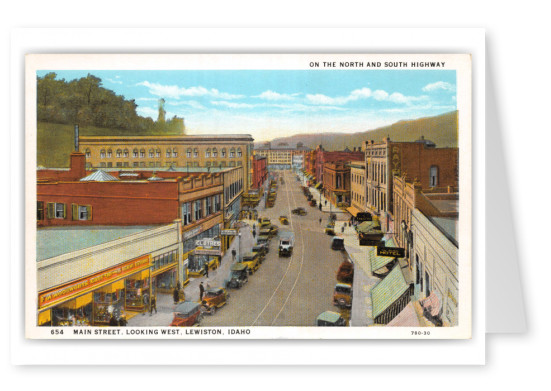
[201, 287, 229, 315]
[336, 260, 354, 283]
[279, 216, 289, 225]
[240, 252, 260, 274]
[260, 218, 271, 228]
[331, 236, 345, 251]
[333, 283, 353, 308]
[324, 225, 336, 236]
[291, 207, 307, 216]
[268, 225, 279, 237]
[228, 263, 249, 289]
[170, 301, 202, 327]
[309, 199, 317, 207]
[256, 235, 270, 246]
[259, 228, 271, 238]
[316, 311, 347, 327]
[252, 244, 267, 261]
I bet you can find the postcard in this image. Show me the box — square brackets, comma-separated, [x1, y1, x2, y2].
[25, 53, 472, 339]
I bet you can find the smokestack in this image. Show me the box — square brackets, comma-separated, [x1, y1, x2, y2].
[74, 124, 79, 152]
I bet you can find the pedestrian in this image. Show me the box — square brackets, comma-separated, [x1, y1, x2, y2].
[173, 287, 179, 304]
[253, 223, 256, 232]
[150, 295, 157, 315]
[319, 204, 322, 211]
[204, 262, 209, 278]
[253, 229, 256, 239]
[232, 249, 237, 261]
[199, 282, 205, 301]
[325, 200, 327, 206]
[341, 224, 345, 233]
[319, 217, 322, 225]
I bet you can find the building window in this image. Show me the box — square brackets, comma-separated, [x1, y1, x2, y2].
[133, 149, 138, 158]
[237, 161, 242, 166]
[72, 204, 92, 221]
[187, 148, 192, 158]
[206, 197, 212, 215]
[85, 148, 91, 158]
[140, 162, 146, 167]
[123, 149, 129, 158]
[221, 148, 226, 158]
[100, 162, 106, 168]
[37, 201, 44, 221]
[116, 162, 123, 167]
[214, 194, 221, 212]
[166, 148, 172, 158]
[100, 149, 106, 159]
[149, 149, 154, 158]
[212, 148, 217, 157]
[173, 148, 178, 157]
[107, 149, 112, 158]
[116, 149, 122, 158]
[123, 162, 129, 167]
[47, 202, 66, 219]
[133, 162, 139, 167]
[194, 199, 203, 220]
[425, 271, 431, 297]
[206, 148, 211, 158]
[237, 148, 242, 157]
[206, 161, 211, 167]
[107, 162, 112, 168]
[430, 165, 439, 187]
[193, 148, 198, 158]
[181, 202, 192, 225]
[149, 162, 155, 167]
[140, 149, 145, 158]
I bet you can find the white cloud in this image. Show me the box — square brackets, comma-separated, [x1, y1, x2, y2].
[105, 78, 123, 85]
[255, 90, 298, 101]
[211, 101, 255, 109]
[422, 81, 456, 92]
[306, 87, 426, 106]
[169, 100, 206, 110]
[137, 81, 244, 100]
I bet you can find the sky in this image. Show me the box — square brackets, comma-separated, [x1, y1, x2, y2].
[37, 69, 456, 142]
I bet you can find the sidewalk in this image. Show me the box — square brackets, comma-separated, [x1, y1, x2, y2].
[306, 183, 349, 216]
[340, 223, 381, 327]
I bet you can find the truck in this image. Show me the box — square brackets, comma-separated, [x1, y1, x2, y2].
[278, 231, 295, 257]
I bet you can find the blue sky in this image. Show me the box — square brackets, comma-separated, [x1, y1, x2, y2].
[37, 69, 456, 141]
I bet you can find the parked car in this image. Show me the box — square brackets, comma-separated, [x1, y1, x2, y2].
[170, 302, 202, 327]
[324, 225, 336, 236]
[333, 283, 353, 308]
[240, 252, 260, 274]
[228, 263, 249, 289]
[292, 207, 307, 216]
[279, 216, 289, 225]
[336, 260, 354, 283]
[257, 235, 270, 246]
[252, 244, 267, 262]
[316, 311, 347, 326]
[201, 287, 229, 315]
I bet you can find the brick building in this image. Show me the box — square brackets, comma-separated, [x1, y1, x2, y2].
[252, 155, 268, 189]
[322, 161, 352, 207]
[311, 145, 364, 185]
[348, 161, 367, 216]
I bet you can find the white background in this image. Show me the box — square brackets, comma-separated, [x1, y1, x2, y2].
[2, 0, 547, 387]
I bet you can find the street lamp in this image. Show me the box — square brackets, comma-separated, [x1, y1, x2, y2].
[238, 230, 242, 263]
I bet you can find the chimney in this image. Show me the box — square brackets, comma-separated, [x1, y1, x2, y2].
[74, 124, 79, 152]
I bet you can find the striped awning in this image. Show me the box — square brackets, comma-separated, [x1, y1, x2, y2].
[371, 264, 410, 319]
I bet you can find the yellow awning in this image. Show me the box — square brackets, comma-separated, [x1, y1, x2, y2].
[112, 279, 124, 291]
[346, 206, 361, 217]
[38, 310, 51, 325]
[75, 292, 92, 308]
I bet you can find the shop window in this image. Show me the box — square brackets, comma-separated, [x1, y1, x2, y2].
[94, 286, 124, 324]
[37, 201, 44, 221]
[47, 202, 66, 219]
[125, 275, 150, 312]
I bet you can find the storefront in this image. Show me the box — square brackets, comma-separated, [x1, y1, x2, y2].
[37, 254, 151, 326]
[182, 219, 222, 277]
[151, 249, 179, 293]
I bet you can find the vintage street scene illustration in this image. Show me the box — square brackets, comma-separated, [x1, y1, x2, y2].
[29, 55, 470, 337]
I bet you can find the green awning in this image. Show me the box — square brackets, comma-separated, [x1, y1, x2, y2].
[369, 249, 396, 273]
[357, 221, 382, 234]
[371, 265, 410, 319]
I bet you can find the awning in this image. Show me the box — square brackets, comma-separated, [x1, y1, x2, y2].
[346, 206, 361, 217]
[368, 248, 396, 273]
[357, 221, 382, 234]
[420, 291, 441, 317]
[371, 264, 410, 319]
[387, 303, 420, 327]
[315, 182, 323, 189]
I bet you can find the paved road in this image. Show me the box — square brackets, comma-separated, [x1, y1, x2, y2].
[201, 170, 348, 327]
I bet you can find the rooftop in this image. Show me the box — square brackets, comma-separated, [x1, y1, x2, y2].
[36, 225, 157, 261]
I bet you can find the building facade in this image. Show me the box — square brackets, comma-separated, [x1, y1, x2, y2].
[323, 161, 352, 207]
[252, 155, 268, 189]
[254, 143, 311, 170]
[79, 134, 254, 190]
[349, 161, 367, 216]
[312, 145, 364, 186]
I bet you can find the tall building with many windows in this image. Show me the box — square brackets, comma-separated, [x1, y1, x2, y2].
[79, 134, 254, 190]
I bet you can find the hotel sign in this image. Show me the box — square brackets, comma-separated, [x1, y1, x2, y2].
[38, 254, 151, 309]
[376, 247, 405, 258]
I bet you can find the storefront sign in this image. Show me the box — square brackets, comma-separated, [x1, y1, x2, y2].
[377, 247, 405, 258]
[360, 239, 384, 247]
[195, 238, 221, 247]
[221, 229, 237, 236]
[182, 226, 202, 240]
[38, 255, 151, 309]
[194, 249, 221, 256]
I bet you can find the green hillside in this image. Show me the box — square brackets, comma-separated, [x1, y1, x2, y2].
[265, 111, 458, 151]
[37, 122, 180, 168]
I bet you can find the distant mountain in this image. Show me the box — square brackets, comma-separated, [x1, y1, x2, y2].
[257, 111, 458, 150]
